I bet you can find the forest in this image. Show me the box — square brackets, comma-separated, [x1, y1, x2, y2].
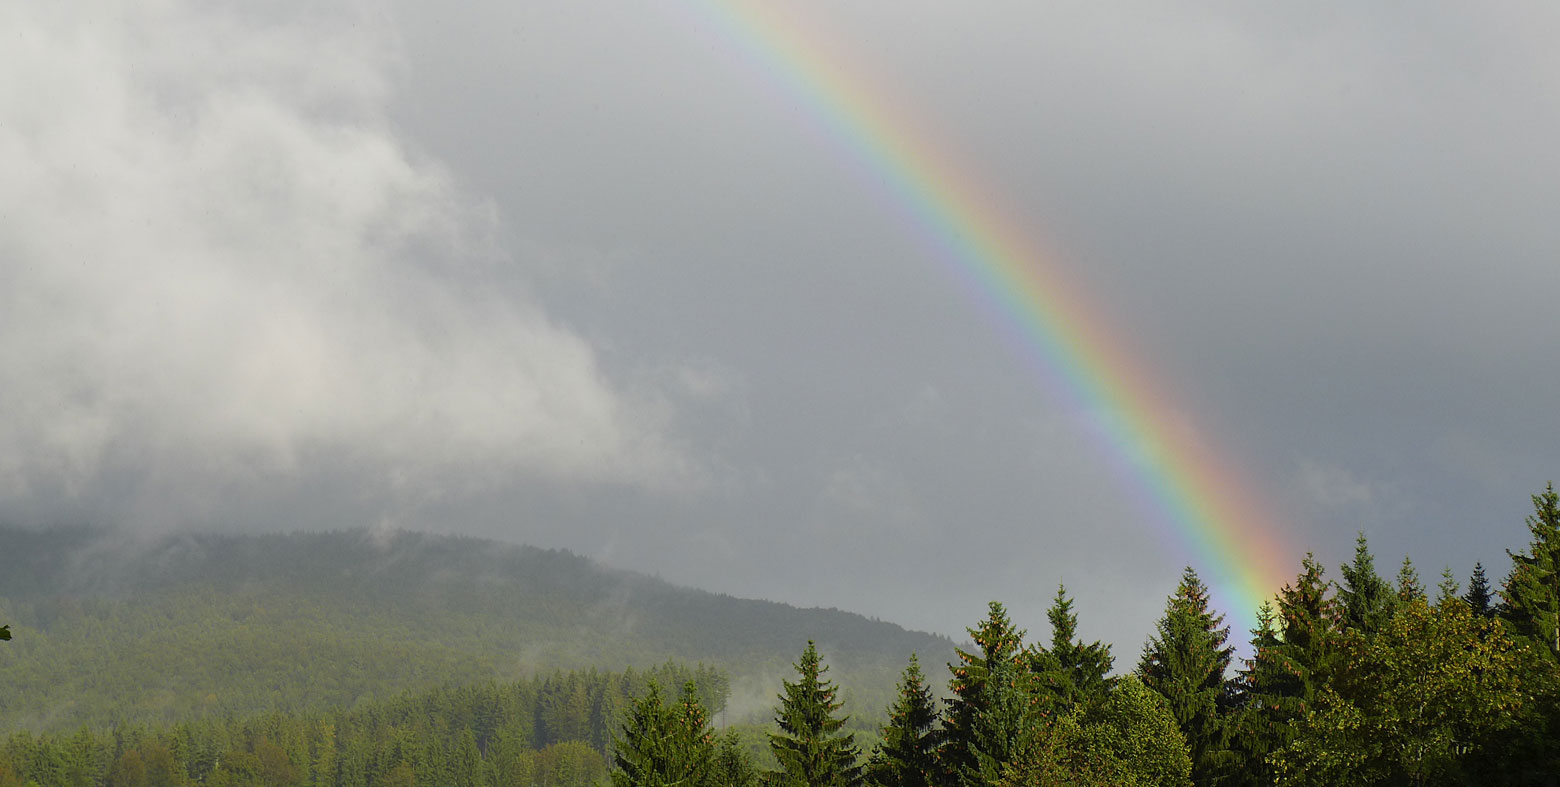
[2, 484, 1559, 786]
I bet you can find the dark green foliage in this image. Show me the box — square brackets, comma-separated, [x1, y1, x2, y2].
[611, 681, 715, 787]
[1004, 677, 1192, 787]
[0, 625, 9, 641]
[1501, 483, 1560, 661]
[770, 641, 862, 787]
[1464, 561, 1494, 617]
[1223, 556, 1341, 787]
[0, 527, 950, 733]
[714, 731, 759, 787]
[1138, 568, 1233, 786]
[1030, 585, 1113, 714]
[941, 602, 1028, 786]
[866, 655, 940, 787]
[1336, 533, 1394, 636]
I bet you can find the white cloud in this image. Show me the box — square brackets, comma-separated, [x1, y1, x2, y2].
[0, 0, 696, 523]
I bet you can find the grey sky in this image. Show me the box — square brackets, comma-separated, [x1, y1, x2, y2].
[4, 0, 1558, 655]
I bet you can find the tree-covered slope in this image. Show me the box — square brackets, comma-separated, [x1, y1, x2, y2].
[0, 527, 953, 732]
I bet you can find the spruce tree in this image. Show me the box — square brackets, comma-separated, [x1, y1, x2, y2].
[941, 601, 1028, 786]
[1139, 567, 1234, 786]
[770, 641, 861, 787]
[1336, 532, 1394, 636]
[1396, 556, 1425, 604]
[1464, 561, 1494, 617]
[958, 651, 1042, 787]
[1501, 482, 1560, 661]
[867, 655, 941, 787]
[1031, 585, 1112, 712]
[612, 682, 714, 787]
[1436, 566, 1460, 606]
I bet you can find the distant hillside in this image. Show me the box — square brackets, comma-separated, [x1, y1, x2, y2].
[0, 526, 954, 732]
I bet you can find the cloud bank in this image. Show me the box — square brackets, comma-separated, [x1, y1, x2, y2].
[0, 1, 693, 527]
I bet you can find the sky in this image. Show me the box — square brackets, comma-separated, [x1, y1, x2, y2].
[4, 0, 1559, 655]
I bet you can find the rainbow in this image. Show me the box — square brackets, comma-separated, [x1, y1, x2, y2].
[683, 2, 1294, 625]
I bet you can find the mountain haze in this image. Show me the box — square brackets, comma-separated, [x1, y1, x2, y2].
[0, 527, 954, 732]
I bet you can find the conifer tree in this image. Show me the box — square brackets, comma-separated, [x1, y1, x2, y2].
[713, 732, 758, 787]
[1225, 556, 1341, 787]
[1336, 533, 1394, 636]
[1501, 483, 1560, 661]
[1464, 561, 1494, 617]
[1031, 585, 1112, 712]
[867, 655, 941, 787]
[941, 601, 1028, 786]
[1139, 567, 1234, 786]
[1396, 556, 1425, 604]
[1436, 566, 1460, 606]
[958, 651, 1042, 787]
[611, 682, 714, 787]
[771, 641, 861, 787]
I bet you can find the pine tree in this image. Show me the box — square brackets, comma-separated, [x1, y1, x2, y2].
[770, 641, 861, 787]
[1396, 556, 1425, 604]
[866, 655, 941, 787]
[1336, 533, 1394, 636]
[1139, 567, 1234, 786]
[1501, 482, 1560, 661]
[1463, 561, 1494, 617]
[713, 732, 757, 787]
[1031, 585, 1112, 712]
[958, 652, 1042, 787]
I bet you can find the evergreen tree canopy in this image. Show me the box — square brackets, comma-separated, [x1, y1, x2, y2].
[1435, 566, 1460, 606]
[611, 681, 715, 787]
[1337, 533, 1394, 636]
[1138, 567, 1234, 786]
[867, 654, 942, 787]
[1395, 556, 1424, 605]
[770, 641, 861, 787]
[942, 602, 1029, 784]
[1030, 585, 1112, 712]
[1464, 561, 1494, 617]
[1501, 483, 1560, 661]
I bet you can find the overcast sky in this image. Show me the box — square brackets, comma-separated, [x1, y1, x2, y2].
[4, 0, 1559, 655]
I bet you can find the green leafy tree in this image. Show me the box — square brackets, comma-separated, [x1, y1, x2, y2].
[866, 655, 942, 787]
[1271, 598, 1526, 786]
[1003, 676, 1192, 787]
[770, 641, 861, 787]
[1336, 533, 1394, 636]
[1138, 568, 1233, 785]
[1501, 483, 1560, 661]
[1463, 561, 1494, 617]
[611, 681, 715, 787]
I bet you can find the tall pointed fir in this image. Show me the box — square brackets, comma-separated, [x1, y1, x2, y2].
[1502, 482, 1560, 661]
[770, 641, 862, 787]
[1396, 556, 1425, 604]
[1031, 585, 1113, 712]
[941, 602, 1030, 787]
[1464, 561, 1494, 617]
[1435, 566, 1460, 606]
[1224, 556, 1341, 787]
[867, 654, 942, 787]
[1336, 533, 1394, 636]
[611, 681, 715, 787]
[1139, 567, 1235, 786]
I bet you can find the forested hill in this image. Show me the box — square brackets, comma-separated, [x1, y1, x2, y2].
[0, 526, 953, 732]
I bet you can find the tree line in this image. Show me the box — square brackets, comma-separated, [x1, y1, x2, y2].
[618, 483, 1560, 787]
